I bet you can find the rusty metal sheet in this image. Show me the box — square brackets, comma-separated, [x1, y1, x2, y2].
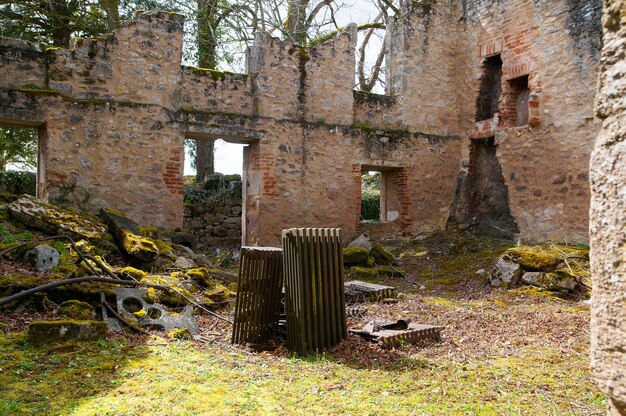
[349, 319, 444, 349]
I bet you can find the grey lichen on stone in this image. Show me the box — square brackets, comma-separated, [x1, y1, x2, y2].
[8, 195, 107, 241]
[489, 257, 522, 288]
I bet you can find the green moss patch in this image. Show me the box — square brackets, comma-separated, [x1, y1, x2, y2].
[59, 300, 94, 320]
[8, 195, 107, 241]
[27, 320, 106, 343]
[505, 246, 563, 271]
[343, 247, 369, 267]
[140, 274, 192, 307]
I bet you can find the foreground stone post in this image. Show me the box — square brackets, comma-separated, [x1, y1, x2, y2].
[590, 1, 626, 414]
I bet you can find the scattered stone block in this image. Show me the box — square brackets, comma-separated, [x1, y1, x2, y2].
[171, 233, 198, 249]
[140, 274, 192, 306]
[370, 243, 396, 265]
[59, 300, 94, 320]
[27, 320, 107, 343]
[521, 271, 577, 291]
[349, 265, 405, 281]
[343, 247, 370, 266]
[505, 246, 562, 272]
[100, 209, 159, 262]
[490, 258, 522, 287]
[174, 256, 196, 269]
[25, 244, 60, 270]
[347, 233, 372, 252]
[8, 195, 107, 241]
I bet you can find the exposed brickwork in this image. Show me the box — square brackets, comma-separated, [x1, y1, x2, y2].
[391, 169, 413, 237]
[453, 0, 601, 243]
[163, 149, 184, 195]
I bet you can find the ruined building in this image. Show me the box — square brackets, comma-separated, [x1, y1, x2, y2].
[0, 0, 602, 247]
[2, 0, 624, 412]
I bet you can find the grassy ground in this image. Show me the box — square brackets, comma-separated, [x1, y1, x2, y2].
[0, 232, 606, 415]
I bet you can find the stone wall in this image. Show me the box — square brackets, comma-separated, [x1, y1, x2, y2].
[0, 11, 462, 246]
[590, 0, 626, 413]
[183, 193, 242, 248]
[0, 12, 186, 229]
[0, 1, 602, 246]
[449, 0, 603, 242]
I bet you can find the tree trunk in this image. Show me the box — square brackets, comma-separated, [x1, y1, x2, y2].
[101, 0, 121, 32]
[196, 140, 215, 183]
[50, 0, 72, 47]
[286, 0, 310, 44]
[195, 0, 221, 175]
[197, 0, 220, 68]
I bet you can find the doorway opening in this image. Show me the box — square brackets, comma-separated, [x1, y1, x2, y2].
[359, 166, 402, 224]
[0, 125, 40, 196]
[183, 136, 249, 251]
[475, 54, 503, 121]
[361, 171, 381, 222]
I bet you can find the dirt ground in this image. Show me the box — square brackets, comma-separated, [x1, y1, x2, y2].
[0, 231, 605, 415]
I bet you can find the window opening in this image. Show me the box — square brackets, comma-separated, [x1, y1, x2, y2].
[475, 54, 503, 121]
[507, 75, 530, 126]
[0, 126, 39, 196]
[183, 138, 246, 252]
[361, 171, 381, 222]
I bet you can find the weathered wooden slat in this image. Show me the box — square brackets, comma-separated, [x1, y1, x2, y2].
[282, 228, 346, 354]
[231, 246, 283, 345]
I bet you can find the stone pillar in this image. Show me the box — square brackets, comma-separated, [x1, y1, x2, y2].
[590, 1, 626, 414]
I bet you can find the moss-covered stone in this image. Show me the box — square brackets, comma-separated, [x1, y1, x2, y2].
[167, 328, 193, 340]
[349, 266, 377, 281]
[27, 320, 107, 343]
[203, 284, 232, 308]
[52, 253, 89, 279]
[8, 195, 107, 241]
[119, 266, 148, 280]
[349, 265, 405, 282]
[521, 271, 578, 291]
[100, 209, 159, 262]
[153, 239, 173, 256]
[140, 274, 192, 307]
[118, 229, 159, 262]
[58, 300, 94, 320]
[138, 226, 159, 238]
[505, 246, 563, 271]
[343, 247, 369, 267]
[370, 243, 396, 265]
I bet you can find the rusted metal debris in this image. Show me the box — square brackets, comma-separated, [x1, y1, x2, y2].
[349, 319, 444, 349]
[345, 280, 395, 302]
[346, 305, 368, 317]
[113, 288, 199, 334]
[231, 246, 283, 345]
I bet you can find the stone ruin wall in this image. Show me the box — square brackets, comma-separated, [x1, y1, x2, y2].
[385, 0, 602, 242]
[456, 0, 603, 243]
[0, 11, 462, 246]
[184, 192, 243, 248]
[0, 0, 602, 247]
[590, 0, 626, 413]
